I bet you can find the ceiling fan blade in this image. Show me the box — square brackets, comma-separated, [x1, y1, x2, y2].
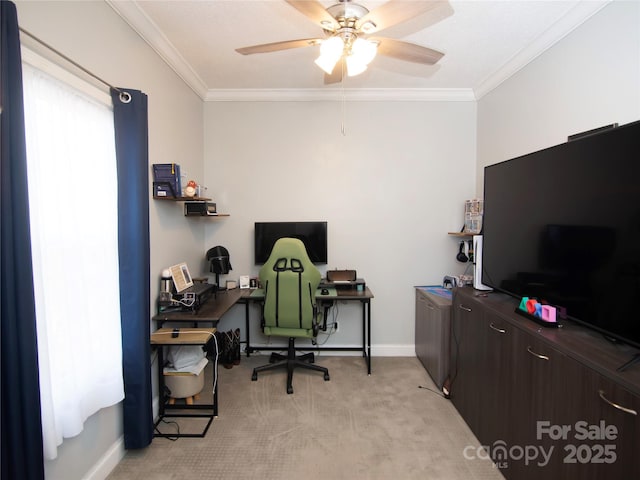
[357, 0, 449, 34]
[236, 38, 321, 55]
[373, 38, 444, 65]
[285, 0, 339, 31]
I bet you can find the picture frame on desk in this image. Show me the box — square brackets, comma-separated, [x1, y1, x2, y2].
[169, 262, 193, 292]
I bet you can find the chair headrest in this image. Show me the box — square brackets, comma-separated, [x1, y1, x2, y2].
[273, 258, 304, 272]
[259, 237, 319, 285]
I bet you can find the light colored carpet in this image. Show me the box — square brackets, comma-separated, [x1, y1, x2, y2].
[107, 355, 504, 480]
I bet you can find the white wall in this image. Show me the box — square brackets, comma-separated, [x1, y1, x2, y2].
[14, 1, 205, 479]
[203, 100, 477, 353]
[477, 0, 640, 194]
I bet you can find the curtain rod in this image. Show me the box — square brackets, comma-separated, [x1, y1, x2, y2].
[19, 27, 131, 103]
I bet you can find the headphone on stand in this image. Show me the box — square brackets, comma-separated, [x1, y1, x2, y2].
[456, 241, 469, 263]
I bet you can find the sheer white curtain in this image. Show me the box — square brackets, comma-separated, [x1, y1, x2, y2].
[22, 62, 124, 460]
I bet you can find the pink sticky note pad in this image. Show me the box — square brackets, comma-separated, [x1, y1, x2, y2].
[541, 305, 556, 323]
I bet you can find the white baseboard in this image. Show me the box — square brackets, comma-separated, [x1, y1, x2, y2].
[372, 344, 416, 357]
[82, 436, 125, 480]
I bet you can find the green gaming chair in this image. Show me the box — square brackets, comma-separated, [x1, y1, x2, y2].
[251, 237, 330, 394]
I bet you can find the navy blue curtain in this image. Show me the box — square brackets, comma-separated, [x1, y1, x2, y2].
[110, 88, 153, 449]
[0, 2, 46, 479]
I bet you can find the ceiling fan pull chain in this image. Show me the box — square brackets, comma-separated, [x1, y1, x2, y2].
[341, 95, 346, 136]
[341, 61, 346, 136]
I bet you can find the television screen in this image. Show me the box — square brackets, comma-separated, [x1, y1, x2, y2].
[254, 222, 328, 264]
[482, 120, 640, 348]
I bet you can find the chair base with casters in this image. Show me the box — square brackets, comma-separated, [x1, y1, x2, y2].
[251, 337, 330, 394]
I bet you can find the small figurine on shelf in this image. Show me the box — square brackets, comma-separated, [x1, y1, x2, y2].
[463, 198, 483, 234]
[185, 179, 197, 197]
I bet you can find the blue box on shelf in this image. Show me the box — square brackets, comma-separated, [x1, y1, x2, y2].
[153, 163, 181, 198]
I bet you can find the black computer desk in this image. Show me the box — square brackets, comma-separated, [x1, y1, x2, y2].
[152, 286, 374, 375]
[243, 287, 374, 375]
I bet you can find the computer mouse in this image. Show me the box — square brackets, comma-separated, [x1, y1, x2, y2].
[321, 288, 329, 295]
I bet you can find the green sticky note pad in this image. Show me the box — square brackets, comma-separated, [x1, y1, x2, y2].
[519, 297, 529, 311]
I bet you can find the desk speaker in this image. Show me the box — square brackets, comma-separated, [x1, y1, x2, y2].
[326, 270, 357, 282]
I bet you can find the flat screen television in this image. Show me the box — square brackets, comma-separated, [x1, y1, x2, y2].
[482, 119, 640, 349]
[254, 221, 328, 264]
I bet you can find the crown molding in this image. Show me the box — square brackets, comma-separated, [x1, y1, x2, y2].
[106, 0, 208, 98]
[204, 88, 476, 102]
[474, 0, 611, 99]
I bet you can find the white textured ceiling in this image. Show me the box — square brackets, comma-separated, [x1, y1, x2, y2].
[107, 0, 610, 100]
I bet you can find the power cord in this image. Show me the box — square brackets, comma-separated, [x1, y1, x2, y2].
[210, 332, 219, 395]
[315, 302, 339, 345]
[418, 385, 448, 398]
[155, 419, 180, 441]
[169, 292, 195, 308]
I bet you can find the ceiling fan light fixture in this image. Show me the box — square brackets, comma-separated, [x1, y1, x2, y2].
[315, 55, 339, 75]
[345, 38, 377, 76]
[352, 38, 377, 65]
[345, 55, 368, 77]
[320, 36, 344, 58]
[314, 35, 344, 74]
[236, 0, 446, 83]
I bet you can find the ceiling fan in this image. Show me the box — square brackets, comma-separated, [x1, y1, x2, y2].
[235, 0, 447, 83]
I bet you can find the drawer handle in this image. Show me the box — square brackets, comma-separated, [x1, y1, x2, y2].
[598, 390, 638, 416]
[527, 346, 549, 361]
[489, 323, 506, 334]
[459, 305, 472, 312]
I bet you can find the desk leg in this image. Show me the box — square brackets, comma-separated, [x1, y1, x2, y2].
[361, 301, 366, 360]
[158, 346, 166, 417]
[361, 300, 372, 375]
[244, 301, 251, 357]
[366, 300, 371, 375]
[322, 303, 331, 331]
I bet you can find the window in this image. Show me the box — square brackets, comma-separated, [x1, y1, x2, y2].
[22, 57, 124, 460]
